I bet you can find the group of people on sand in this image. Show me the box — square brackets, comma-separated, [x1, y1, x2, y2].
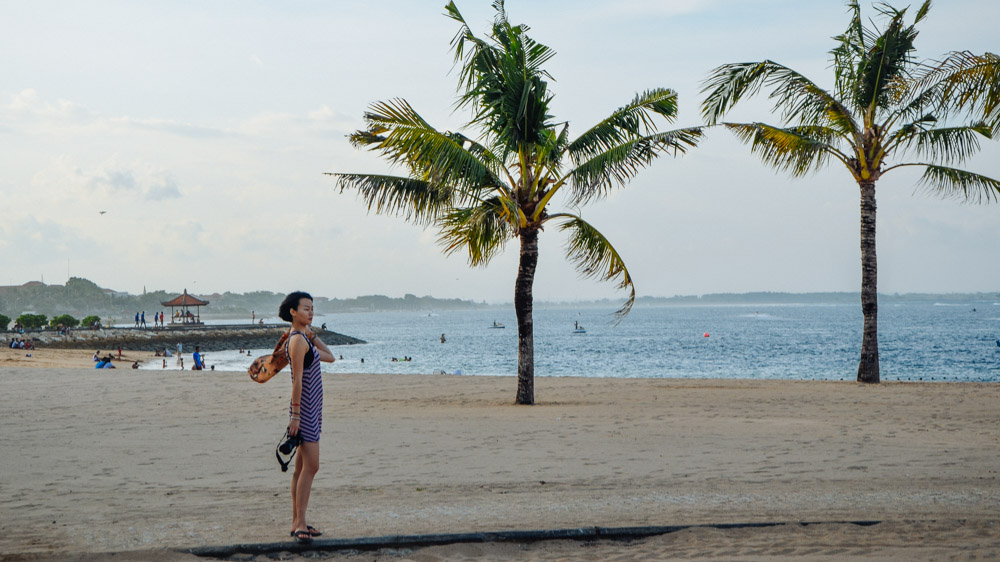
[8, 338, 35, 350]
[93, 353, 116, 369]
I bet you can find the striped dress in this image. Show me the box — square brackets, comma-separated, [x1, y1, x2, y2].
[286, 331, 323, 442]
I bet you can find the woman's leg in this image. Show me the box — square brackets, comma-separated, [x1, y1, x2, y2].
[290, 451, 303, 532]
[291, 442, 320, 533]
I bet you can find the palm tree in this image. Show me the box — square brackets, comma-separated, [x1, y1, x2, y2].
[328, 0, 701, 404]
[701, 1, 1000, 383]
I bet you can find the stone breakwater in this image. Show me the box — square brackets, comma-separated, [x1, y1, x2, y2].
[25, 325, 365, 352]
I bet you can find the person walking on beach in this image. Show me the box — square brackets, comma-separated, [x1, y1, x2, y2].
[192, 346, 205, 370]
[279, 291, 335, 543]
[140, 311, 146, 328]
[134, 312, 139, 328]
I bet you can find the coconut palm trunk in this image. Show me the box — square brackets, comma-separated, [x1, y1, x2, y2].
[514, 229, 538, 405]
[858, 181, 880, 383]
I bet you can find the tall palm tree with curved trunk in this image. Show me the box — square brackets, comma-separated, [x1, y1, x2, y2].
[701, 1, 1000, 383]
[328, 1, 701, 404]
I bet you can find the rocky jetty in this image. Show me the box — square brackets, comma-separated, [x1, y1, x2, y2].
[22, 325, 365, 352]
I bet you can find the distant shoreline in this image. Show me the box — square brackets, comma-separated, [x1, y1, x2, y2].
[3, 274, 998, 320]
[534, 291, 1000, 309]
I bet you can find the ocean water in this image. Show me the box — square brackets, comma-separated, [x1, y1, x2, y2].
[171, 302, 1000, 382]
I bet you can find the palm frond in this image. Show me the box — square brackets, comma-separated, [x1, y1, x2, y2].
[893, 122, 992, 165]
[568, 127, 702, 205]
[884, 80, 945, 130]
[852, 5, 918, 114]
[701, 61, 857, 134]
[553, 215, 635, 322]
[355, 98, 507, 199]
[448, 0, 555, 153]
[831, 1, 866, 97]
[724, 123, 844, 177]
[327, 173, 452, 224]
[438, 197, 516, 267]
[916, 51, 1000, 131]
[536, 123, 570, 171]
[701, 61, 771, 126]
[568, 88, 679, 163]
[916, 165, 1000, 204]
[445, 1, 495, 96]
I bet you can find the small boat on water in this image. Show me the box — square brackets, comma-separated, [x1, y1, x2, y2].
[573, 321, 586, 334]
[490, 321, 505, 329]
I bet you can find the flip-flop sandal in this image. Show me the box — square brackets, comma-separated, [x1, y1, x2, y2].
[289, 526, 323, 538]
[292, 529, 313, 543]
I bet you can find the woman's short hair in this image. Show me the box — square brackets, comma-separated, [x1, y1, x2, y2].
[279, 291, 313, 322]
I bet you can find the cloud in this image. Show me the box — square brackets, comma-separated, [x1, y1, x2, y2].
[239, 105, 355, 138]
[4, 89, 350, 145]
[1, 215, 105, 258]
[31, 157, 183, 202]
[4, 90, 228, 139]
[7, 88, 95, 124]
[110, 116, 230, 139]
[145, 175, 182, 201]
[573, 0, 713, 21]
[87, 167, 137, 194]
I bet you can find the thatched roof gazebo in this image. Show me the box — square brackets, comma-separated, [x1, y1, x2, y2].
[161, 289, 209, 325]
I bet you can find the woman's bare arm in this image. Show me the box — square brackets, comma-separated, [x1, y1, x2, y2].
[310, 331, 336, 363]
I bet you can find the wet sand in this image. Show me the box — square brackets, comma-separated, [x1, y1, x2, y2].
[0, 366, 997, 560]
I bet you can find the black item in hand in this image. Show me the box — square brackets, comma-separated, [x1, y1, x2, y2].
[279, 434, 303, 455]
[276, 431, 304, 472]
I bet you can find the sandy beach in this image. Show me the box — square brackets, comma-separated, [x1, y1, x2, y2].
[1, 347, 163, 370]
[0, 360, 998, 560]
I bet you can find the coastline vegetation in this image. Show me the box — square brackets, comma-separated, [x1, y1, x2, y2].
[0, 276, 486, 323]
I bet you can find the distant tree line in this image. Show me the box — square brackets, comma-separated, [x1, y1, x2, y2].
[636, 292, 1000, 305]
[0, 277, 485, 327]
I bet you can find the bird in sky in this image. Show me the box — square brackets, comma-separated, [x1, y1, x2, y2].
[99, 211, 107, 215]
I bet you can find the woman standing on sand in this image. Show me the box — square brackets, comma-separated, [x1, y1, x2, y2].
[279, 291, 335, 543]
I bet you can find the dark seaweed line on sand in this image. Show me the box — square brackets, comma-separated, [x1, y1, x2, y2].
[185, 520, 882, 558]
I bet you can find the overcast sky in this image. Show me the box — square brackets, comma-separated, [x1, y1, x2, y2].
[2, 0, 998, 304]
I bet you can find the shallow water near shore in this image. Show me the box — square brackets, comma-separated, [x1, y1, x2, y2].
[147, 301, 1000, 382]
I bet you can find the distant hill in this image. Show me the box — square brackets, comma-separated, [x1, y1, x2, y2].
[0, 277, 486, 322]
